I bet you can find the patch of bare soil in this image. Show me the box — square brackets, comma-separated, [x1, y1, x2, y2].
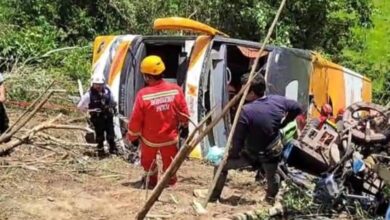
[0, 110, 268, 220]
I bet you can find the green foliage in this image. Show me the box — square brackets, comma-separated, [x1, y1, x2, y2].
[5, 66, 75, 102]
[48, 46, 92, 82]
[342, 0, 390, 105]
[0, 24, 59, 61]
[0, 0, 386, 103]
[283, 183, 314, 213]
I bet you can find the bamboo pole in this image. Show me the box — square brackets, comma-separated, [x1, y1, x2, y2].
[202, 0, 287, 208]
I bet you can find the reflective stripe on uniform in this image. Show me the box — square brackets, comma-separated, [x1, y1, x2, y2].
[128, 129, 141, 136]
[140, 136, 178, 148]
[142, 90, 178, 101]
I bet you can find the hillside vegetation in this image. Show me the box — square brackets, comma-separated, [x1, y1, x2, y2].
[343, 0, 390, 104]
[0, 0, 388, 104]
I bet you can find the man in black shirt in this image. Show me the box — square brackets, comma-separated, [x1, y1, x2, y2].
[210, 73, 302, 204]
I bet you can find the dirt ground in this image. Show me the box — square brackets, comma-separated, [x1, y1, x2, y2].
[0, 110, 269, 220]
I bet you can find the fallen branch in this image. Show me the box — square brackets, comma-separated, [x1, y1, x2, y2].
[44, 139, 95, 148]
[40, 124, 93, 133]
[35, 133, 93, 159]
[34, 143, 64, 155]
[0, 114, 63, 155]
[145, 214, 172, 219]
[0, 115, 92, 156]
[0, 90, 56, 143]
[0, 81, 55, 140]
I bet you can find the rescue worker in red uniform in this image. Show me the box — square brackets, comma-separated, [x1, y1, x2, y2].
[127, 55, 189, 188]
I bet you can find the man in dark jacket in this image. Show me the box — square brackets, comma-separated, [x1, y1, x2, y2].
[209, 73, 302, 204]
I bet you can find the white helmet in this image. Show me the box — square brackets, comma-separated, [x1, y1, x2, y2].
[91, 75, 105, 84]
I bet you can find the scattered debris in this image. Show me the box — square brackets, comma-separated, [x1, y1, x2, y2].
[282, 101, 390, 218]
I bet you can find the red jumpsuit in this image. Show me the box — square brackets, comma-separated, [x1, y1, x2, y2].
[127, 80, 189, 186]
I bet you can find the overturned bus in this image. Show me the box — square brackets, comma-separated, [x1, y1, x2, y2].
[91, 17, 372, 159]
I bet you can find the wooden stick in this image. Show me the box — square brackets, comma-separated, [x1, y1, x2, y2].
[37, 134, 96, 148]
[0, 114, 62, 155]
[40, 124, 94, 133]
[202, 0, 287, 208]
[0, 90, 55, 143]
[34, 143, 64, 155]
[145, 214, 172, 219]
[0, 81, 55, 138]
[33, 141, 83, 159]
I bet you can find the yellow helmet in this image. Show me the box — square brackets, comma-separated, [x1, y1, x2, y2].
[140, 55, 165, 75]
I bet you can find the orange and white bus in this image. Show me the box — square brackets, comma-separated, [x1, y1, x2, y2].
[91, 17, 372, 159]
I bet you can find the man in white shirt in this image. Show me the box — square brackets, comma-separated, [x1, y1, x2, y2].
[77, 75, 117, 158]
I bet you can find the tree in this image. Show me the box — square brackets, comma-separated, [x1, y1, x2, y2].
[1, 0, 385, 102]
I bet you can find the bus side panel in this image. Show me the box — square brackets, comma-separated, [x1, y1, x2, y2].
[92, 36, 115, 65]
[326, 67, 346, 116]
[311, 56, 372, 117]
[310, 63, 329, 118]
[186, 35, 212, 159]
[92, 35, 138, 102]
[342, 67, 372, 107]
[362, 80, 372, 102]
[107, 42, 131, 86]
